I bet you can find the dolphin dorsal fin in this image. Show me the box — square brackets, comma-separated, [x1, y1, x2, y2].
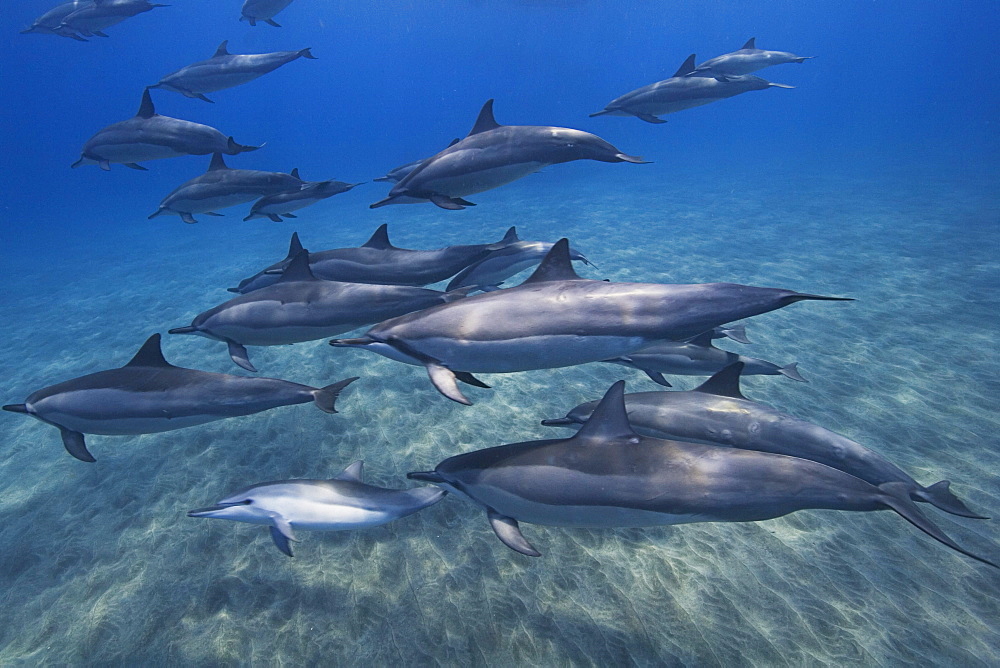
[686, 330, 716, 348]
[693, 362, 747, 399]
[467, 99, 501, 136]
[672, 54, 697, 77]
[447, 137, 461, 147]
[123, 334, 174, 368]
[214, 40, 230, 57]
[208, 153, 228, 171]
[277, 249, 316, 283]
[521, 238, 584, 284]
[334, 461, 364, 482]
[501, 226, 520, 243]
[573, 381, 638, 443]
[362, 224, 395, 249]
[741, 37, 756, 50]
[290, 168, 300, 179]
[137, 88, 156, 118]
[286, 232, 305, 259]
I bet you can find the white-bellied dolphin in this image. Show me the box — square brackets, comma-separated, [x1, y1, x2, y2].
[240, 0, 293, 27]
[370, 100, 648, 210]
[542, 365, 984, 519]
[1, 334, 357, 463]
[244, 178, 362, 222]
[373, 138, 461, 183]
[21, 0, 93, 40]
[231, 225, 520, 293]
[445, 237, 592, 292]
[331, 239, 852, 405]
[150, 40, 316, 103]
[688, 37, 813, 77]
[148, 153, 304, 224]
[590, 54, 793, 124]
[72, 89, 259, 171]
[188, 461, 446, 556]
[409, 381, 997, 568]
[170, 250, 474, 372]
[59, 0, 167, 38]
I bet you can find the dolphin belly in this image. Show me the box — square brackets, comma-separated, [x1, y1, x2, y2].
[420, 161, 547, 197]
[90, 142, 186, 163]
[167, 71, 264, 93]
[209, 322, 366, 346]
[167, 191, 260, 213]
[411, 334, 647, 372]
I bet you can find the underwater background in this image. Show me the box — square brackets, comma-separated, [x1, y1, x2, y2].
[1, 0, 999, 664]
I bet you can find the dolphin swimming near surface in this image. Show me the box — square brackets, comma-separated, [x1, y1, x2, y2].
[244, 178, 362, 222]
[240, 0, 294, 27]
[21, 0, 93, 40]
[59, 0, 167, 38]
[688, 37, 813, 77]
[72, 89, 259, 171]
[370, 99, 648, 210]
[189, 461, 446, 557]
[445, 237, 593, 292]
[150, 40, 316, 103]
[373, 138, 462, 183]
[409, 381, 997, 568]
[590, 54, 793, 124]
[541, 364, 984, 519]
[331, 239, 852, 405]
[170, 250, 474, 372]
[1, 334, 357, 463]
[148, 153, 305, 223]
[231, 225, 520, 293]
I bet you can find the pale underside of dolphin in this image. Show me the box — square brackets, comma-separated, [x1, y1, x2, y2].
[408, 380, 997, 568]
[241, 0, 294, 27]
[1, 334, 357, 463]
[188, 461, 446, 556]
[370, 99, 649, 210]
[244, 179, 362, 222]
[59, 0, 167, 38]
[330, 238, 852, 405]
[688, 37, 814, 77]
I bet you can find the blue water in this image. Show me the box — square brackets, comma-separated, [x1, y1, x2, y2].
[2, 1, 999, 664]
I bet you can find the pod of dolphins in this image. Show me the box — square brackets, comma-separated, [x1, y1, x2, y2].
[12, 7, 998, 575]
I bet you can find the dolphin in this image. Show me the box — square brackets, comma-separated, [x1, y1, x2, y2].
[150, 40, 316, 103]
[72, 89, 259, 171]
[602, 329, 805, 386]
[373, 138, 462, 183]
[370, 100, 648, 210]
[408, 381, 997, 568]
[148, 153, 304, 224]
[694, 324, 751, 345]
[59, 0, 167, 38]
[21, 0, 93, 40]
[188, 461, 446, 557]
[445, 238, 593, 292]
[240, 0, 294, 27]
[244, 178, 362, 222]
[590, 53, 793, 123]
[231, 225, 520, 293]
[330, 239, 852, 405]
[688, 37, 814, 77]
[170, 250, 474, 372]
[541, 364, 985, 520]
[1, 334, 357, 463]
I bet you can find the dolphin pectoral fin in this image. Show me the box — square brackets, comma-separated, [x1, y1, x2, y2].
[92, 30, 109, 37]
[265, 214, 282, 222]
[454, 371, 490, 389]
[722, 325, 751, 345]
[631, 111, 667, 124]
[265, 18, 281, 27]
[428, 194, 467, 210]
[643, 370, 672, 387]
[487, 509, 541, 557]
[452, 197, 477, 207]
[778, 363, 807, 382]
[124, 162, 148, 171]
[180, 213, 198, 224]
[427, 364, 472, 405]
[204, 211, 225, 217]
[195, 93, 214, 103]
[227, 341, 257, 372]
[281, 213, 297, 218]
[916, 481, 989, 520]
[269, 526, 295, 557]
[312, 377, 359, 414]
[61, 429, 96, 463]
[99, 160, 111, 171]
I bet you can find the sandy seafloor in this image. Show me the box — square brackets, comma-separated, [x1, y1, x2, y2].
[0, 159, 998, 665]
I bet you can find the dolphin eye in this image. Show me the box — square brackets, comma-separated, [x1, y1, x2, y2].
[240, 499, 253, 505]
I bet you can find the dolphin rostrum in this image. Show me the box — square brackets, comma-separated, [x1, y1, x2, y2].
[150, 40, 316, 103]
[370, 100, 648, 210]
[590, 54, 794, 124]
[188, 461, 446, 556]
[1, 334, 357, 463]
[21, 1, 93, 40]
[244, 178, 362, 222]
[240, 0, 294, 27]
[59, 0, 167, 38]
[688, 37, 814, 78]
[409, 381, 997, 568]
[148, 153, 305, 223]
[541, 364, 984, 519]
[231, 225, 520, 293]
[330, 239, 852, 405]
[170, 250, 474, 372]
[445, 237, 592, 292]
[72, 89, 259, 171]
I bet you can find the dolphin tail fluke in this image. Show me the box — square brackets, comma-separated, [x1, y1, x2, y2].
[227, 341, 257, 372]
[428, 364, 472, 405]
[228, 136, 261, 154]
[401, 487, 448, 514]
[487, 509, 541, 557]
[312, 377, 359, 414]
[778, 363, 807, 382]
[61, 429, 96, 463]
[454, 372, 490, 389]
[878, 482, 998, 569]
[916, 481, 989, 520]
[299, 48, 317, 59]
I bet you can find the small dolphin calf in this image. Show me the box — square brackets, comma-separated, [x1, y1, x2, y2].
[373, 139, 461, 183]
[59, 0, 167, 38]
[371, 100, 648, 210]
[231, 225, 519, 293]
[189, 461, 445, 556]
[410, 381, 997, 568]
[151, 40, 316, 103]
[73, 89, 259, 171]
[590, 54, 793, 124]
[148, 153, 304, 223]
[1, 334, 357, 462]
[244, 178, 361, 222]
[542, 364, 984, 519]
[171, 250, 473, 371]
[446, 235, 592, 292]
[331, 239, 851, 405]
[241, 0, 294, 26]
[689, 38, 813, 77]
[21, 0, 93, 40]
